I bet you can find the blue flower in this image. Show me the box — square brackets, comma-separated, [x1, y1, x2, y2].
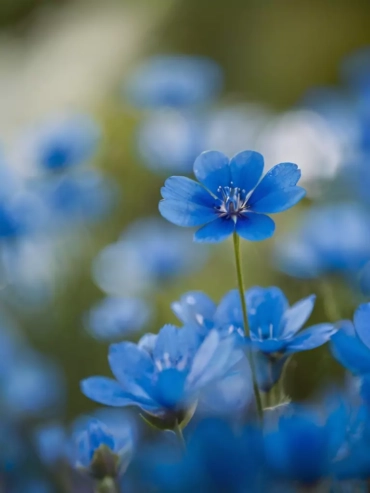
[275, 203, 370, 279]
[38, 170, 117, 225]
[172, 287, 335, 391]
[264, 405, 341, 486]
[81, 325, 239, 424]
[159, 150, 305, 242]
[136, 110, 204, 173]
[125, 55, 223, 108]
[93, 218, 207, 296]
[331, 303, 370, 376]
[17, 114, 100, 172]
[73, 417, 132, 479]
[34, 423, 68, 467]
[135, 418, 265, 493]
[2, 348, 65, 419]
[85, 296, 152, 341]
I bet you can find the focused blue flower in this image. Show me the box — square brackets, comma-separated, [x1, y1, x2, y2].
[331, 303, 370, 376]
[275, 203, 370, 279]
[159, 150, 305, 242]
[73, 417, 133, 480]
[81, 324, 239, 425]
[16, 114, 100, 172]
[85, 296, 151, 341]
[93, 218, 207, 296]
[173, 287, 335, 391]
[125, 55, 223, 108]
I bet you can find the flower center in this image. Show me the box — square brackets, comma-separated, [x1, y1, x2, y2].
[215, 185, 248, 219]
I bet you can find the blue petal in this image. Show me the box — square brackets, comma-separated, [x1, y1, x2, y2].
[159, 198, 217, 227]
[249, 187, 306, 213]
[246, 286, 288, 339]
[187, 331, 237, 390]
[281, 295, 316, 338]
[331, 321, 370, 374]
[194, 217, 235, 243]
[248, 163, 301, 206]
[229, 150, 264, 194]
[154, 368, 188, 409]
[171, 291, 216, 332]
[108, 342, 154, 399]
[87, 418, 115, 457]
[286, 324, 336, 354]
[161, 176, 214, 207]
[80, 377, 137, 407]
[153, 324, 200, 369]
[236, 213, 275, 241]
[214, 289, 243, 328]
[354, 303, 370, 349]
[193, 150, 230, 195]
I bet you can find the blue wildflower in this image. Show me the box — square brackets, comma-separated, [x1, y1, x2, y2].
[173, 287, 335, 391]
[135, 418, 266, 493]
[136, 110, 204, 173]
[85, 296, 151, 341]
[331, 303, 370, 376]
[34, 423, 68, 467]
[17, 114, 100, 172]
[275, 203, 370, 279]
[38, 170, 116, 225]
[73, 417, 132, 480]
[93, 218, 207, 296]
[81, 325, 239, 425]
[264, 405, 341, 486]
[125, 55, 223, 108]
[2, 348, 65, 419]
[159, 150, 305, 242]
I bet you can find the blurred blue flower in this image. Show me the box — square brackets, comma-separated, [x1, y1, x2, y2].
[331, 303, 370, 376]
[37, 170, 116, 225]
[136, 418, 266, 493]
[275, 203, 370, 279]
[93, 218, 207, 296]
[136, 110, 204, 173]
[125, 55, 223, 108]
[173, 287, 335, 391]
[81, 325, 239, 423]
[73, 417, 132, 479]
[16, 114, 100, 173]
[159, 150, 305, 243]
[264, 405, 341, 486]
[85, 296, 151, 341]
[2, 348, 65, 418]
[34, 423, 68, 467]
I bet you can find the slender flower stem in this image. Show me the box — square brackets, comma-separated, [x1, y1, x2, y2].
[95, 477, 119, 493]
[232, 231, 263, 420]
[174, 421, 186, 452]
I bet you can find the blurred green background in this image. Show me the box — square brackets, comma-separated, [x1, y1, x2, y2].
[2, 0, 370, 420]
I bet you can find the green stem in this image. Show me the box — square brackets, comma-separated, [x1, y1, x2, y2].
[233, 231, 263, 420]
[174, 421, 186, 452]
[95, 477, 119, 493]
[319, 279, 341, 322]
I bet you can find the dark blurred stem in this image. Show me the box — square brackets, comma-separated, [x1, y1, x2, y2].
[95, 477, 119, 493]
[174, 420, 186, 452]
[233, 232, 263, 420]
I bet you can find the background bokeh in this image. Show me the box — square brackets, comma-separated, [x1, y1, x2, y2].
[2, 0, 370, 424]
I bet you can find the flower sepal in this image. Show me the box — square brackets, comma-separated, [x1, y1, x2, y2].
[139, 401, 197, 431]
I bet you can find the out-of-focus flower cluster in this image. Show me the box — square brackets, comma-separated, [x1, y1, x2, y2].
[6, 45, 370, 493]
